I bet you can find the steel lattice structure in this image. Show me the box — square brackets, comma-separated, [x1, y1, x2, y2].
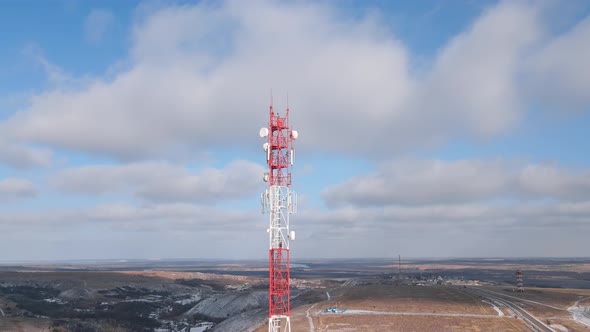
[260, 101, 297, 332]
[516, 270, 524, 292]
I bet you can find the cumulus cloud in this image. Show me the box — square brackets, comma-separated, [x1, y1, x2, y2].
[84, 9, 115, 44]
[0, 201, 264, 234]
[85, 203, 259, 231]
[0, 139, 52, 168]
[416, 2, 540, 139]
[526, 16, 590, 109]
[0, 1, 589, 259]
[0, 178, 36, 200]
[1, 1, 404, 158]
[300, 201, 590, 233]
[323, 159, 590, 206]
[51, 160, 264, 203]
[4, 0, 583, 160]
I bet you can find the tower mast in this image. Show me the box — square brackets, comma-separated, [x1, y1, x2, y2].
[260, 99, 298, 332]
[516, 270, 524, 292]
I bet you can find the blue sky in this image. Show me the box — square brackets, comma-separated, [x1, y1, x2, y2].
[1, 0, 590, 261]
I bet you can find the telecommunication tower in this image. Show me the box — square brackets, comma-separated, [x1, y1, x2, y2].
[516, 270, 524, 292]
[260, 99, 298, 332]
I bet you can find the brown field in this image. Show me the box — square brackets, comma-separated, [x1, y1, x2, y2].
[0, 271, 171, 289]
[327, 285, 494, 314]
[2, 259, 590, 331]
[307, 315, 528, 332]
[481, 286, 590, 320]
[478, 287, 590, 332]
[486, 286, 590, 308]
[256, 285, 533, 332]
[0, 317, 51, 332]
[405, 263, 590, 273]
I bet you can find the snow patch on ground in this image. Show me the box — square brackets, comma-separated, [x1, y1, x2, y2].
[568, 297, 590, 328]
[550, 324, 569, 332]
[569, 306, 590, 327]
[209, 308, 266, 332]
[482, 300, 504, 317]
[186, 291, 267, 319]
[189, 322, 214, 332]
[175, 294, 202, 305]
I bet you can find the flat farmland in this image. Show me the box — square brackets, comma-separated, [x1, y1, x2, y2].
[0, 317, 51, 332]
[256, 285, 531, 332]
[310, 315, 528, 332]
[481, 286, 590, 309]
[3, 258, 590, 331]
[477, 286, 590, 331]
[327, 285, 495, 314]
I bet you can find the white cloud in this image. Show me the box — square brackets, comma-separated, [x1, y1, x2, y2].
[0, 202, 261, 233]
[84, 9, 115, 44]
[0, 198, 588, 259]
[0, 178, 36, 200]
[0, 1, 589, 259]
[300, 201, 590, 233]
[51, 160, 265, 203]
[0, 203, 265, 260]
[293, 201, 590, 257]
[417, 2, 540, 139]
[519, 163, 590, 200]
[2, 0, 571, 160]
[526, 16, 590, 109]
[323, 159, 590, 206]
[0, 139, 52, 168]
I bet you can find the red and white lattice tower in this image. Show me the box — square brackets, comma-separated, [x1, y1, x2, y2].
[516, 270, 524, 292]
[259, 99, 297, 332]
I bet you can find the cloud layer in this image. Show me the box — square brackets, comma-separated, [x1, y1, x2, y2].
[0, 1, 589, 259]
[0, 178, 36, 200]
[52, 160, 264, 203]
[2, 1, 587, 162]
[323, 159, 590, 206]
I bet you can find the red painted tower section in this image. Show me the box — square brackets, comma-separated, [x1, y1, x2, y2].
[267, 105, 292, 188]
[516, 270, 524, 292]
[269, 246, 290, 317]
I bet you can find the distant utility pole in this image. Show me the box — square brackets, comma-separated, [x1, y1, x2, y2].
[398, 255, 401, 279]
